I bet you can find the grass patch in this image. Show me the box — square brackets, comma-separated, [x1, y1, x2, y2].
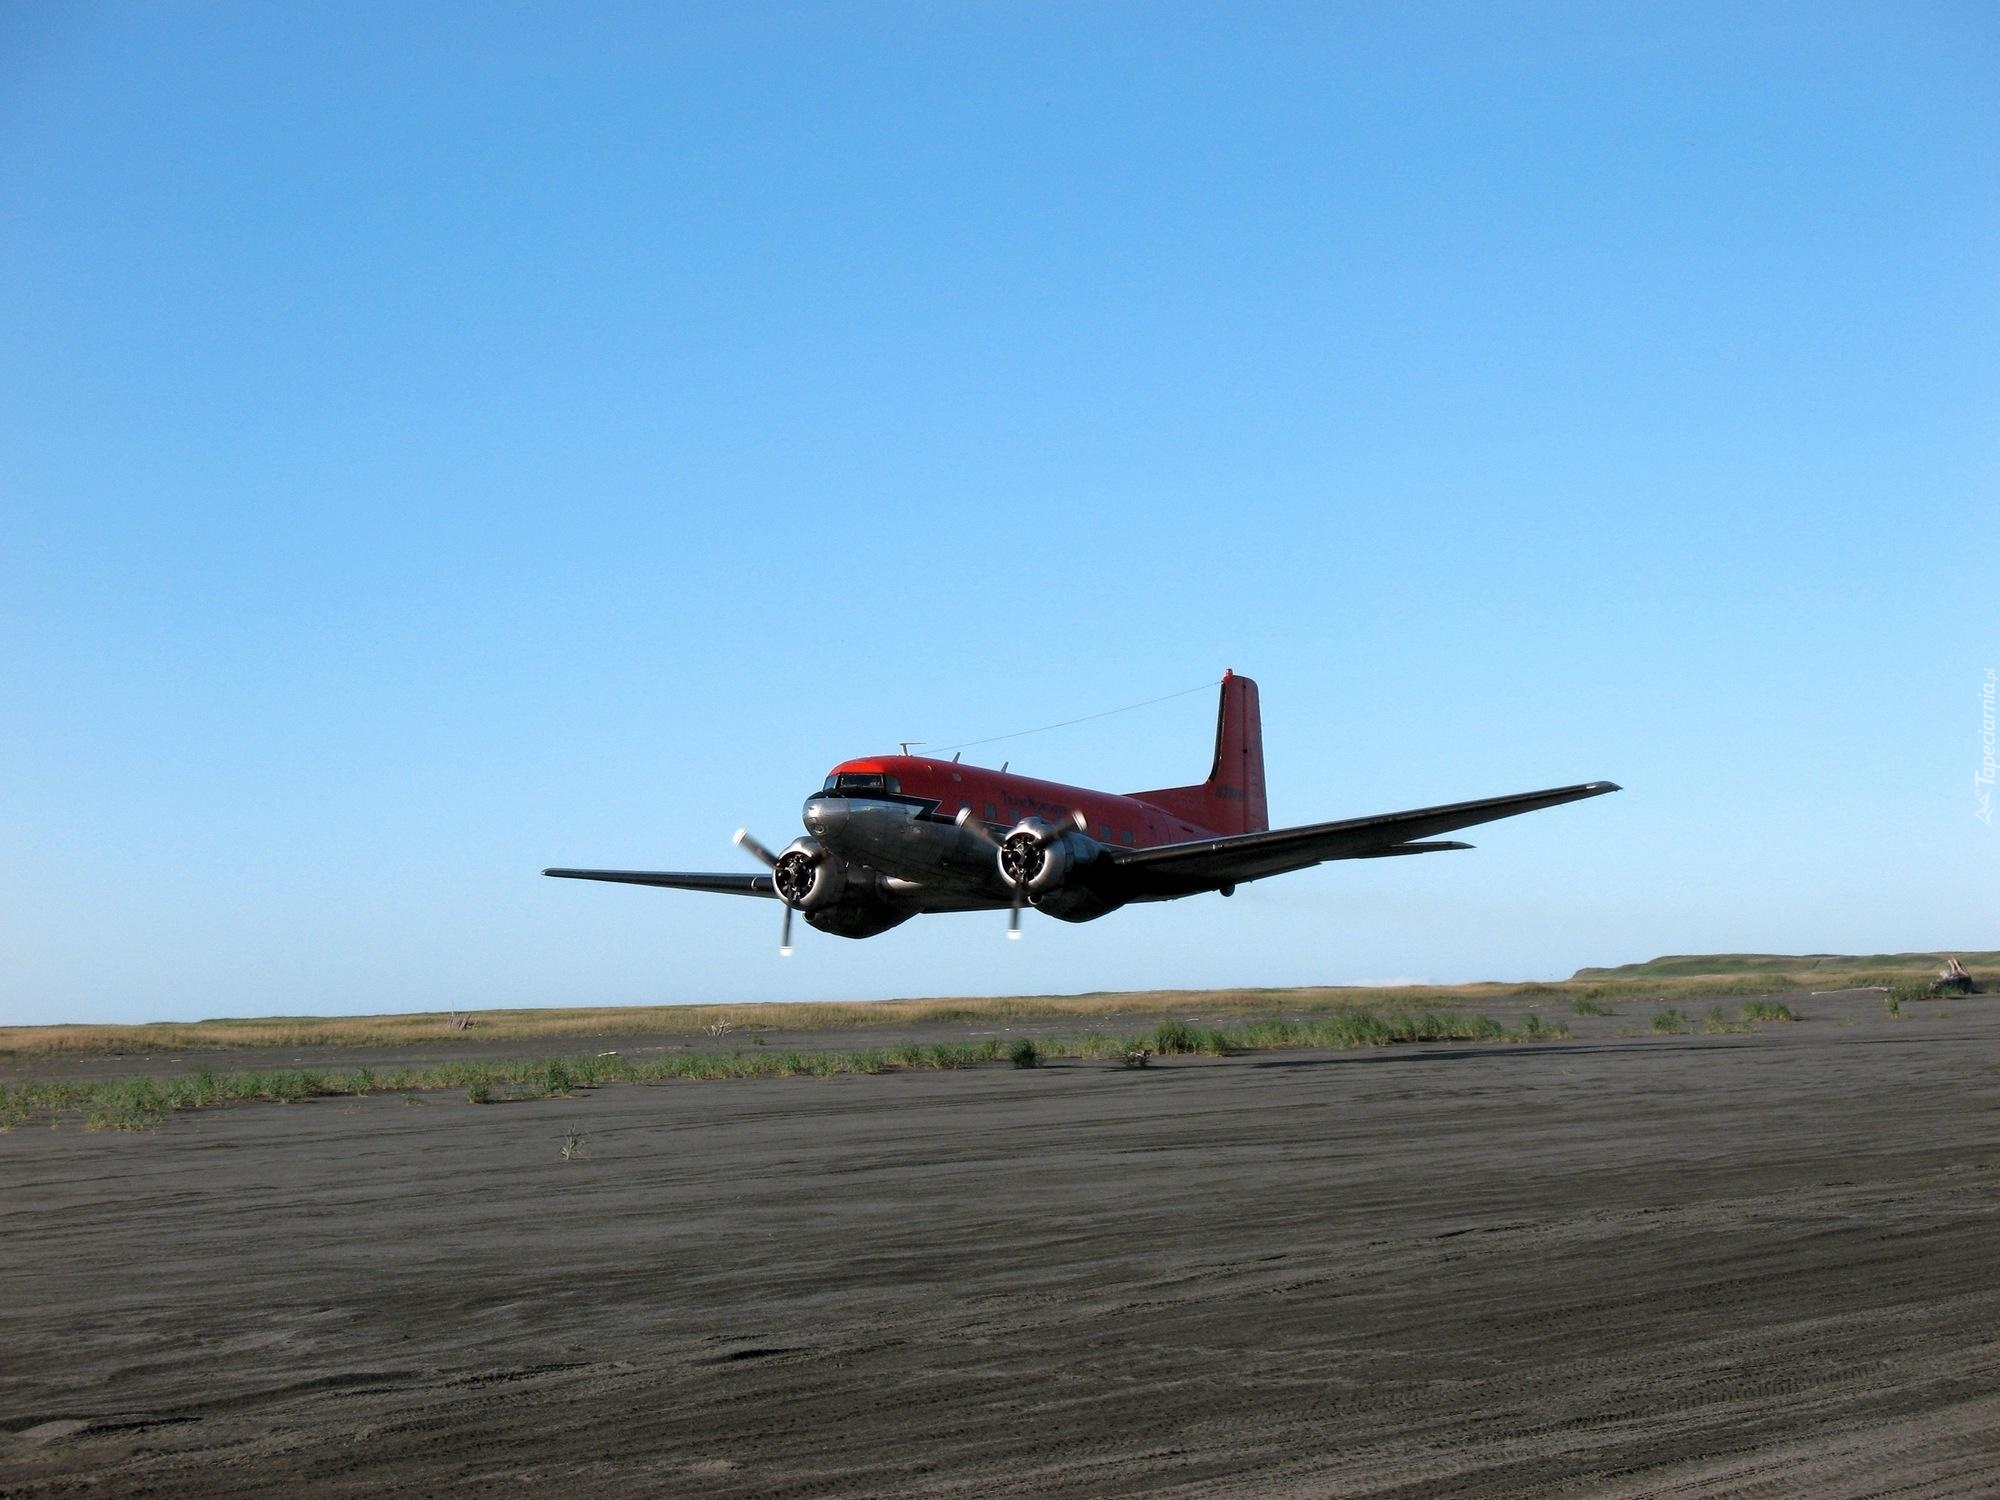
[0, 1005, 1567, 1132]
[1740, 1000, 1797, 1023]
[1571, 997, 1614, 1016]
[1651, 1008, 1688, 1034]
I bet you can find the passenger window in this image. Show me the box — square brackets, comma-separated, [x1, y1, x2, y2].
[983, 803, 996, 819]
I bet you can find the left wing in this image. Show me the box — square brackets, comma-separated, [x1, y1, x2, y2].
[543, 868, 776, 898]
[1105, 781, 1619, 898]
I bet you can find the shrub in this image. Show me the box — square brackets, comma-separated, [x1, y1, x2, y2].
[1008, 1038, 1040, 1068]
[1741, 1001, 1796, 1023]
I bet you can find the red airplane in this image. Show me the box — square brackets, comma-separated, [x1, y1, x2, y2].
[545, 672, 1618, 952]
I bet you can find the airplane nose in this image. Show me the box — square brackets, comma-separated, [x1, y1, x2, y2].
[803, 796, 847, 843]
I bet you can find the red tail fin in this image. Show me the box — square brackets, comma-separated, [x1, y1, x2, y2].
[1129, 671, 1268, 835]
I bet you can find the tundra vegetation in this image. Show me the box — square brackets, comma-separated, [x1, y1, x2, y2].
[0, 1001, 1811, 1135]
[2, 1009, 1583, 1132]
[4, 950, 1982, 1060]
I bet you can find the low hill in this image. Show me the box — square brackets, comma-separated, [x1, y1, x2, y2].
[1573, 952, 1998, 985]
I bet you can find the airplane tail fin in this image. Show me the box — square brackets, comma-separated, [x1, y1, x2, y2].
[1129, 671, 1269, 836]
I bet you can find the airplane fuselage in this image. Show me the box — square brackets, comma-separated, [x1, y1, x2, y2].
[802, 757, 1223, 911]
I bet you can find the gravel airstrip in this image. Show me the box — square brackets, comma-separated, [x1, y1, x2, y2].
[2, 987, 1995, 1497]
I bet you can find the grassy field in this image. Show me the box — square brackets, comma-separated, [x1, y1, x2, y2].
[0, 1008, 1608, 1131]
[1, 952, 1980, 1061]
[0, 999, 1829, 1132]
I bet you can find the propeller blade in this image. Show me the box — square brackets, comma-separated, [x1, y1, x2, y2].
[955, 806, 1001, 849]
[779, 903, 794, 957]
[733, 828, 780, 868]
[1007, 896, 1023, 939]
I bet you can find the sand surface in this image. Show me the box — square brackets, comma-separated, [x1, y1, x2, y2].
[3, 989, 1996, 1496]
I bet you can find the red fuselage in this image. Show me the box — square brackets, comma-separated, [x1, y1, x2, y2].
[816, 757, 1223, 850]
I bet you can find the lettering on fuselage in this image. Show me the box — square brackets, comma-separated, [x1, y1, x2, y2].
[999, 790, 1073, 823]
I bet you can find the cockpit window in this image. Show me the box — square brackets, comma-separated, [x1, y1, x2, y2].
[819, 773, 898, 797]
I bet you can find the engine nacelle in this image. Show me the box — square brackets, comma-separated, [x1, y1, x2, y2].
[1031, 883, 1122, 924]
[771, 837, 847, 912]
[774, 837, 915, 938]
[998, 820, 1090, 897]
[996, 819, 1123, 923]
[803, 884, 916, 940]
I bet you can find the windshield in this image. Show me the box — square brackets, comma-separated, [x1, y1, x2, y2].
[818, 773, 899, 797]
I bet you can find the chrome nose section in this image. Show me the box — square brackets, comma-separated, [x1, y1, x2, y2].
[802, 796, 848, 845]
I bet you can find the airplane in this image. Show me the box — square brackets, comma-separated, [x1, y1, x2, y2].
[544, 672, 1618, 952]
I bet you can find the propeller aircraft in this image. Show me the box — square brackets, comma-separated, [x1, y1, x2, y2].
[545, 672, 1618, 952]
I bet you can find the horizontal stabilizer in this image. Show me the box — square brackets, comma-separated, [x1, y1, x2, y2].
[1352, 840, 1473, 858]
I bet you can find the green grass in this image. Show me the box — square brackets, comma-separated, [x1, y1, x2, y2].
[1571, 997, 1615, 1017]
[1740, 1000, 1797, 1023]
[1651, 1008, 1688, 1034]
[0, 1008, 1568, 1132]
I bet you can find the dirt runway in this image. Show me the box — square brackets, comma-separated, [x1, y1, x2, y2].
[3, 989, 1996, 1496]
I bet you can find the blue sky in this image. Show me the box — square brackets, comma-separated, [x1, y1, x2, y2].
[3, 3, 1994, 1025]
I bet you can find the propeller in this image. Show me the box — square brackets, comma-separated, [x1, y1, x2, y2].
[733, 828, 795, 956]
[955, 807, 1084, 940]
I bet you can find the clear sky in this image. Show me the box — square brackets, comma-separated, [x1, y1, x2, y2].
[3, 2, 1994, 1026]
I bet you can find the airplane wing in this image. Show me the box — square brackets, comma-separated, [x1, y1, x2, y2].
[542, 868, 776, 898]
[1106, 781, 1620, 898]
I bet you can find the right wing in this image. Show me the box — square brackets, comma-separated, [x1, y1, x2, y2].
[1107, 781, 1619, 897]
[542, 868, 776, 898]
